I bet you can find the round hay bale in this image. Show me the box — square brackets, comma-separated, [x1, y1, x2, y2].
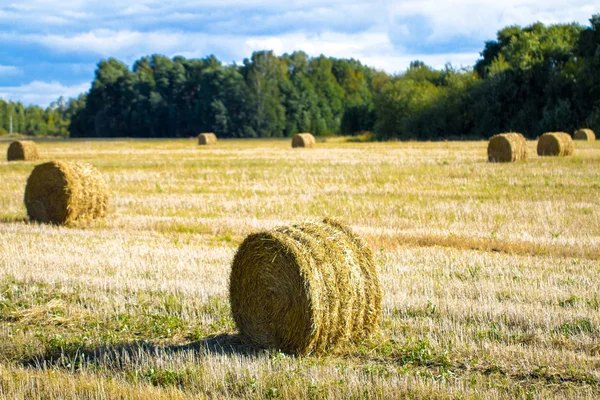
[198, 133, 217, 145]
[537, 132, 574, 157]
[291, 133, 316, 148]
[7, 140, 40, 162]
[487, 132, 528, 163]
[24, 160, 109, 225]
[229, 218, 382, 355]
[574, 128, 595, 141]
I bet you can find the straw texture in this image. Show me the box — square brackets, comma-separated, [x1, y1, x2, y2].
[24, 160, 109, 225]
[7, 140, 39, 161]
[229, 218, 381, 355]
[198, 133, 217, 145]
[291, 133, 316, 148]
[574, 129, 595, 141]
[487, 133, 528, 162]
[537, 132, 574, 156]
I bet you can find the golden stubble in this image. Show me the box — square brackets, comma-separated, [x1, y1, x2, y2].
[0, 138, 598, 398]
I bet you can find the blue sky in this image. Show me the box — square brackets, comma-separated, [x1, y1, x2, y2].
[0, 0, 596, 107]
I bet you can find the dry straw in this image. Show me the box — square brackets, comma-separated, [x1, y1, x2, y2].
[537, 132, 574, 156]
[229, 218, 382, 356]
[291, 133, 316, 148]
[7, 140, 40, 161]
[574, 128, 596, 141]
[198, 133, 217, 145]
[24, 160, 109, 225]
[487, 132, 528, 162]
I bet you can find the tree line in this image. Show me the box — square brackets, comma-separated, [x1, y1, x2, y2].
[2, 14, 599, 140]
[375, 14, 600, 140]
[0, 97, 78, 137]
[68, 51, 379, 138]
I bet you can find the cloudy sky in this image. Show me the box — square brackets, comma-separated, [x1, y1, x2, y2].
[0, 0, 595, 107]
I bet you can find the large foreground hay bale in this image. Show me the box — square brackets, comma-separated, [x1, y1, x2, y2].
[198, 133, 217, 145]
[537, 132, 574, 156]
[291, 133, 316, 148]
[24, 160, 109, 225]
[574, 128, 595, 141]
[229, 218, 382, 355]
[487, 132, 527, 162]
[7, 140, 39, 161]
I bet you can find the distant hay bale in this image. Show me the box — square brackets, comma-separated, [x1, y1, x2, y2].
[198, 133, 217, 145]
[229, 218, 382, 356]
[574, 128, 595, 141]
[7, 140, 39, 161]
[291, 133, 316, 148]
[487, 132, 528, 163]
[24, 160, 109, 225]
[537, 132, 574, 157]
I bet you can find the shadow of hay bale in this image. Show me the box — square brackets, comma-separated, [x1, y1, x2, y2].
[167, 334, 262, 356]
[0, 216, 30, 224]
[19, 334, 261, 371]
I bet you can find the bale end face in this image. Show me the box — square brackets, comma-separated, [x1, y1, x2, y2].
[230, 231, 314, 354]
[574, 129, 596, 141]
[537, 132, 574, 157]
[7, 140, 40, 161]
[229, 218, 381, 355]
[292, 133, 316, 148]
[24, 160, 109, 225]
[198, 133, 217, 145]
[487, 132, 527, 163]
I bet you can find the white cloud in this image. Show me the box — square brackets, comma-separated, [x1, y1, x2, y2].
[243, 32, 478, 73]
[2, 0, 593, 31]
[245, 32, 391, 58]
[0, 81, 89, 107]
[5, 28, 476, 73]
[389, 0, 594, 43]
[0, 65, 22, 76]
[1, 2, 595, 63]
[3, 1, 594, 60]
[121, 4, 154, 16]
[4, 30, 214, 59]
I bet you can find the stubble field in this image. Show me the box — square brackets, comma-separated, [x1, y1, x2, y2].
[0, 138, 599, 399]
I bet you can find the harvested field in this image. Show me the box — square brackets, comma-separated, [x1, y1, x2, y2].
[0, 138, 599, 399]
